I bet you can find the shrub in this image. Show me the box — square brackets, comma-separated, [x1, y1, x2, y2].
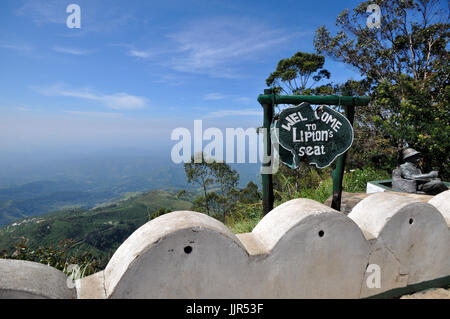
[343, 167, 390, 193]
[0, 239, 105, 278]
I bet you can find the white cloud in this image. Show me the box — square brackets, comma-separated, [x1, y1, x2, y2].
[53, 46, 91, 55]
[36, 84, 147, 110]
[204, 109, 262, 118]
[204, 93, 225, 101]
[1, 44, 32, 53]
[65, 111, 123, 118]
[128, 50, 151, 58]
[235, 97, 252, 103]
[16, 106, 32, 111]
[152, 73, 191, 86]
[165, 17, 293, 78]
[125, 17, 296, 78]
[127, 47, 175, 60]
[17, 0, 66, 25]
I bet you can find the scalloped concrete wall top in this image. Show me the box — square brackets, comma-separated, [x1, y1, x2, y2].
[99, 199, 372, 298]
[104, 211, 245, 298]
[1, 191, 449, 299]
[253, 198, 345, 251]
[429, 190, 450, 226]
[349, 192, 450, 292]
[348, 192, 447, 239]
[0, 259, 75, 299]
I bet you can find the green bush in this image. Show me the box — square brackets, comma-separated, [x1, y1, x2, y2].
[343, 167, 390, 193]
[225, 202, 263, 234]
[0, 239, 105, 278]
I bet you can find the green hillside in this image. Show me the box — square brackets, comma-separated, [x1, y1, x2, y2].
[0, 190, 192, 264]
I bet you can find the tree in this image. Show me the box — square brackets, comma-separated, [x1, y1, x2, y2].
[184, 152, 215, 216]
[191, 192, 221, 218]
[314, 0, 449, 85]
[210, 162, 239, 220]
[149, 207, 171, 220]
[239, 181, 261, 204]
[314, 0, 449, 177]
[266, 52, 330, 95]
[184, 153, 241, 219]
[373, 73, 449, 177]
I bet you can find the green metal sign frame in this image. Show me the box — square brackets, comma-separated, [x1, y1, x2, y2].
[257, 89, 370, 214]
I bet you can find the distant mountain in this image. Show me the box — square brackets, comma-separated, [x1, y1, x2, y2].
[0, 154, 260, 226]
[0, 190, 193, 261]
[0, 188, 118, 226]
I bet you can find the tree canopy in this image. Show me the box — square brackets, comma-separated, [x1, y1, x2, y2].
[266, 52, 330, 95]
[314, 0, 449, 85]
[184, 153, 242, 220]
[313, 0, 449, 177]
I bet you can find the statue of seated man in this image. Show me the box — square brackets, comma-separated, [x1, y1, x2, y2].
[399, 148, 448, 195]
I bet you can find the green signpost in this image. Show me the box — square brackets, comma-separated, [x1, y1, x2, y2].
[257, 89, 370, 214]
[272, 103, 354, 169]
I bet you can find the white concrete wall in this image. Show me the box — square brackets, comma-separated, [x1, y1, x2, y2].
[0, 259, 76, 299]
[1, 191, 449, 299]
[429, 190, 450, 226]
[348, 192, 450, 297]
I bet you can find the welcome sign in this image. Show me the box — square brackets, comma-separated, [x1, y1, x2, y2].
[271, 102, 353, 169]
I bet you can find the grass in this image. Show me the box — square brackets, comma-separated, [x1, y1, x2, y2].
[226, 167, 390, 234]
[225, 202, 263, 234]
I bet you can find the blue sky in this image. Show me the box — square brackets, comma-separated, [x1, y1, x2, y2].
[0, 0, 366, 159]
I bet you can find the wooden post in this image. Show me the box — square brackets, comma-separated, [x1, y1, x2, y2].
[331, 104, 355, 211]
[261, 89, 274, 215]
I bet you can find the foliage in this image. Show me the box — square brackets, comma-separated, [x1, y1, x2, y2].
[210, 161, 240, 219]
[225, 202, 263, 234]
[373, 74, 450, 178]
[343, 167, 390, 192]
[148, 207, 171, 220]
[238, 181, 261, 204]
[266, 52, 330, 94]
[183, 154, 263, 229]
[273, 167, 333, 204]
[273, 166, 389, 205]
[184, 153, 241, 221]
[314, 0, 449, 85]
[0, 239, 105, 277]
[313, 0, 449, 177]
[347, 122, 398, 170]
[184, 153, 216, 216]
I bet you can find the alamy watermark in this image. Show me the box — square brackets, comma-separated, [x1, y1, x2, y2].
[64, 3, 380, 31]
[66, 4, 81, 29]
[170, 120, 279, 174]
[367, 4, 381, 29]
[366, 264, 381, 289]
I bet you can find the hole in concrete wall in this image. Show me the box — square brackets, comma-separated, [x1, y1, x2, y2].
[409, 218, 414, 225]
[184, 246, 193, 254]
[318, 230, 325, 237]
